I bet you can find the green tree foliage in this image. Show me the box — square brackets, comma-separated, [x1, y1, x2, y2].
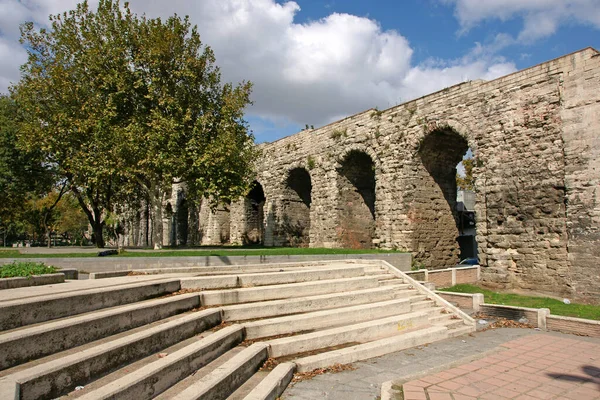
[0, 95, 55, 238]
[456, 157, 475, 191]
[13, 0, 257, 248]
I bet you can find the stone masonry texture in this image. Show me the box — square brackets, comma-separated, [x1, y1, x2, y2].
[131, 48, 600, 303]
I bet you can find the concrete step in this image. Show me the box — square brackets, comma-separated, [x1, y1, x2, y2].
[409, 294, 428, 303]
[368, 273, 398, 281]
[226, 370, 270, 400]
[136, 262, 372, 277]
[201, 276, 381, 306]
[222, 285, 414, 321]
[241, 362, 295, 400]
[294, 325, 449, 372]
[180, 265, 366, 290]
[267, 312, 430, 358]
[379, 278, 405, 286]
[0, 279, 181, 330]
[0, 293, 201, 370]
[243, 298, 414, 339]
[169, 343, 269, 400]
[154, 346, 246, 400]
[447, 325, 475, 338]
[364, 267, 389, 275]
[75, 325, 244, 400]
[429, 314, 466, 329]
[60, 329, 216, 399]
[0, 309, 221, 400]
[411, 300, 435, 311]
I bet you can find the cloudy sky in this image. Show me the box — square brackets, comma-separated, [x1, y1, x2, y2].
[1, 1, 599, 143]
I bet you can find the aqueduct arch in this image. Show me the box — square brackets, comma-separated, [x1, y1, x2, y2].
[277, 167, 312, 247]
[336, 150, 376, 249]
[412, 126, 471, 268]
[148, 48, 600, 302]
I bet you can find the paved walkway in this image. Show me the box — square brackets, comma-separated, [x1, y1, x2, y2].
[403, 334, 600, 400]
[282, 329, 600, 400]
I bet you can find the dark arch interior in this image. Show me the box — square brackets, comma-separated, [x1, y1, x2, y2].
[247, 181, 266, 206]
[287, 168, 312, 207]
[244, 181, 265, 245]
[416, 128, 473, 267]
[279, 167, 312, 246]
[337, 150, 376, 248]
[176, 198, 189, 246]
[419, 129, 469, 228]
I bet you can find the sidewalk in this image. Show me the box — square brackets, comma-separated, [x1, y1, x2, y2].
[402, 334, 600, 400]
[281, 329, 600, 400]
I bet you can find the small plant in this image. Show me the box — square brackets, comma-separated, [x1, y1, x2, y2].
[411, 259, 425, 271]
[370, 107, 383, 119]
[0, 261, 59, 278]
[330, 128, 347, 140]
[374, 127, 381, 139]
[306, 155, 316, 170]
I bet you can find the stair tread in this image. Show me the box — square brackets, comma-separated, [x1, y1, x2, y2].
[0, 292, 199, 337]
[154, 346, 246, 399]
[226, 370, 270, 400]
[60, 329, 218, 399]
[0, 309, 210, 379]
[0, 263, 474, 400]
[222, 284, 416, 321]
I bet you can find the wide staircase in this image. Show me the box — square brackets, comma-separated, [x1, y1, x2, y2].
[0, 260, 474, 400]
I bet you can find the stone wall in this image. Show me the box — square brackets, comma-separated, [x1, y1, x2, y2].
[147, 48, 599, 302]
[245, 47, 599, 301]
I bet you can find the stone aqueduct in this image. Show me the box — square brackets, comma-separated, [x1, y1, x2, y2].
[126, 48, 600, 302]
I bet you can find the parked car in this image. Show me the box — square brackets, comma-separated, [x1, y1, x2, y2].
[457, 257, 478, 266]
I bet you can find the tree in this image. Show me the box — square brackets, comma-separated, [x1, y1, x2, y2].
[54, 192, 90, 245]
[0, 95, 55, 241]
[13, 0, 257, 248]
[456, 157, 475, 191]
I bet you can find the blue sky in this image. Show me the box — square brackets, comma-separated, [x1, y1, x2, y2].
[1, 0, 599, 143]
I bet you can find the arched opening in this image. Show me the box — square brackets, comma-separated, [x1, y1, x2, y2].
[164, 203, 174, 247]
[244, 181, 265, 245]
[456, 148, 477, 261]
[337, 150, 376, 248]
[198, 198, 231, 245]
[280, 167, 312, 246]
[415, 127, 473, 267]
[176, 198, 189, 246]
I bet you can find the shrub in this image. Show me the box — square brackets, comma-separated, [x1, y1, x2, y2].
[0, 262, 59, 278]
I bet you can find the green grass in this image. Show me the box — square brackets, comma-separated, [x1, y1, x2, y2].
[440, 283, 600, 321]
[0, 261, 59, 278]
[0, 247, 402, 258]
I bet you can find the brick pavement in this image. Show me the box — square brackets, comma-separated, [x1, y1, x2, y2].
[402, 334, 600, 400]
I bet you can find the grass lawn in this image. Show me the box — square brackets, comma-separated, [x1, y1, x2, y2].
[0, 247, 402, 258]
[0, 261, 59, 278]
[441, 283, 600, 321]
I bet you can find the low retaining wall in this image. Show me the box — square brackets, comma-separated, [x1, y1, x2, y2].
[0, 273, 65, 290]
[406, 266, 480, 288]
[546, 314, 600, 337]
[436, 291, 600, 337]
[436, 291, 484, 311]
[0, 253, 411, 274]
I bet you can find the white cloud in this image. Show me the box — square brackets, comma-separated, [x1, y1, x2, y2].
[0, 0, 517, 138]
[443, 0, 600, 42]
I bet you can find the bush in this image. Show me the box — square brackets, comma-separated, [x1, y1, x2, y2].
[0, 261, 59, 278]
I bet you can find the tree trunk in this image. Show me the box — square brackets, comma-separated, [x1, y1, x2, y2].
[92, 220, 105, 248]
[150, 182, 163, 250]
